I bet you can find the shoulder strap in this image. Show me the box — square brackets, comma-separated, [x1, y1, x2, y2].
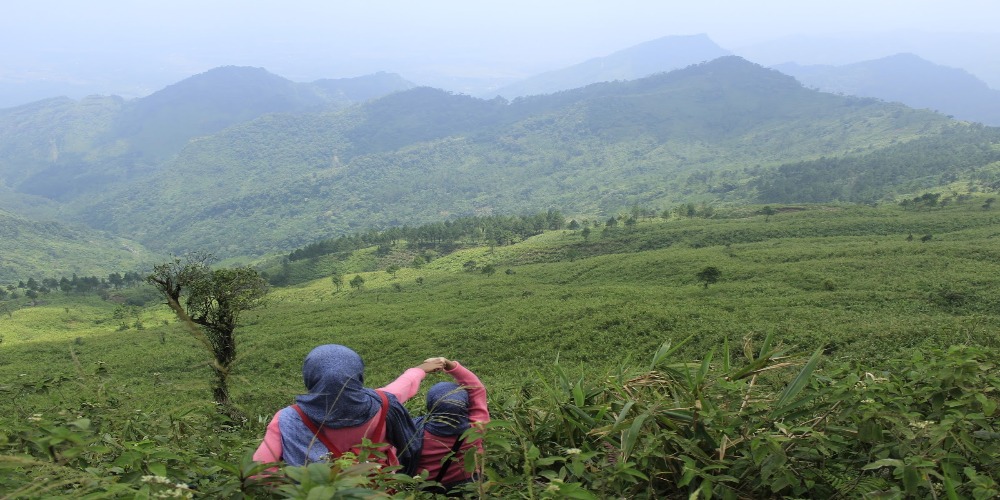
[434, 435, 467, 483]
[291, 404, 345, 457]
[372, 390, 390, 434]
[352, 390, 391, 460]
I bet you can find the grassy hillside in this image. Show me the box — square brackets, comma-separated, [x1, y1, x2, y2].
[3, 198, 998, 497]
[0, 209, 160, 283]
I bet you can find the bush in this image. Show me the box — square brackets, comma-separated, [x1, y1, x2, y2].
[2, 343, 997, 498]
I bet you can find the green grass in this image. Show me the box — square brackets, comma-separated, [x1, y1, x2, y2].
[6, 198, 997, 418]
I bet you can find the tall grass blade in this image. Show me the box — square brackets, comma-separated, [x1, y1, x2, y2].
[758, 330, 774, 360]
[622, 412, 650, 461]
[773, 347, 824, 415]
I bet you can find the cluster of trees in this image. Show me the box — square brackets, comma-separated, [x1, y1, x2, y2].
[0, 271, 146, 301]
[287, 210, 567, 262]
[899, 192, 996, 210]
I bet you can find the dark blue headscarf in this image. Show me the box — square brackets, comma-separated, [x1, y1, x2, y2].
[278, 344, 420, 471]
[414, 382, 471, 437]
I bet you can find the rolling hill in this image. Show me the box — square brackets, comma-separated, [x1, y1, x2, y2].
[0, 68, 415, 204]
[0, 208, 158, 283]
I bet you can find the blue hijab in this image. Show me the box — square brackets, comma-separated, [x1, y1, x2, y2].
[278, 344, 420, 471]
[414, 382, 471, 437]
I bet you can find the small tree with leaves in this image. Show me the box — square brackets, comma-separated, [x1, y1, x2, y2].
[331, 271, 344, 292]
[386, 264, 400, 279]
[696, 266, 722, 288]
[350, 274, 365, 291]
[762, 206, 776, 222]
[147, 254, 268, 418]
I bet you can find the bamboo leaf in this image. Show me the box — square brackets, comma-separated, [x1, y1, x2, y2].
[861, 458, 903, 470]
[758, 331, 774, 360]
[622, 412, 650, 460]
[695, 348, 715, 388]
[773, 347, 824, 413]
[572, 381, 585, 407]
[614, 401, 636, 426]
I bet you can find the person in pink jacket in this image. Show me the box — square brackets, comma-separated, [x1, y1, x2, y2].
[412, 358, 489, 492]
[253, 344, 446, 474]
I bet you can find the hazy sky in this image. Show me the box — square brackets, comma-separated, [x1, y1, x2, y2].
[2, 0, 999, 102]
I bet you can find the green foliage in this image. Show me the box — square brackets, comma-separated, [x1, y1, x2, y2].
[3, 343, 995, 498]
[754, 124, 1000, 204]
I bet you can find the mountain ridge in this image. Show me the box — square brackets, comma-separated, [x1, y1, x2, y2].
[61, 57, 964, 257]
[3, 56, 998, 280]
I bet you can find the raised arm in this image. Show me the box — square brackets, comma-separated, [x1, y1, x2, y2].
[379, 358, 447, 403]
[445, 361, 489, 425]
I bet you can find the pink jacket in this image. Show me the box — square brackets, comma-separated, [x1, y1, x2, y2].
[414, 362, 489, 485]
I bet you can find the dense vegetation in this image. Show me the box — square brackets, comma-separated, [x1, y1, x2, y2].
[753, 124, 1000, 203]
[3, 199, 998, 497]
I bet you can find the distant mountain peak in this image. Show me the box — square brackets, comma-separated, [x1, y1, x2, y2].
[776, 53, 1000, 125]
[491, 34, 731, 99]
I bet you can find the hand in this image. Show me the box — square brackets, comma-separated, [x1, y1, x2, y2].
[417, 357, 448, 373]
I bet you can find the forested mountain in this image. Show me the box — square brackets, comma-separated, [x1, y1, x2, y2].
[0, 68, 414, 205]
[64, 57, 972, 258]
[3, 55, 1000, 277]
[490, 34, 731, 99]
[777, 53, 1000, 126]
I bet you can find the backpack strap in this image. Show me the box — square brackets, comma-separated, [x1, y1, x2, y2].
[292, 403, 345, 457]
[372, 390, 390, 437]
[434, 435, 467, 484]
